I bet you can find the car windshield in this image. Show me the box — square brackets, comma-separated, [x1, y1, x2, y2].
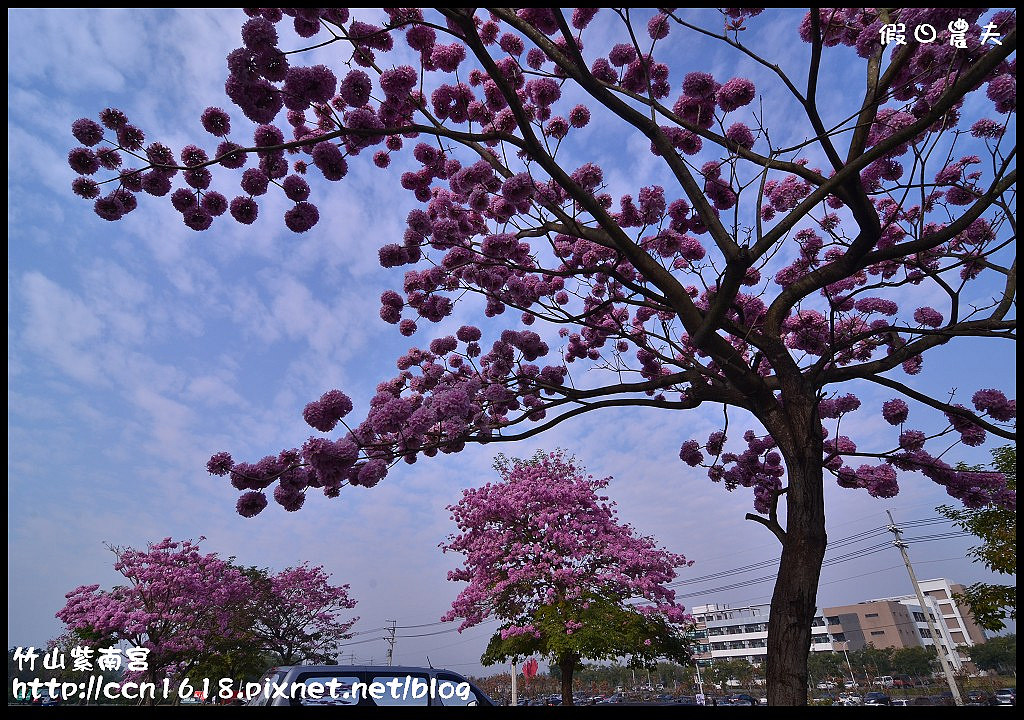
[245, 669, 288, 707]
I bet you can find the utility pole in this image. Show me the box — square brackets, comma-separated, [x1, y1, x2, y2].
[385, 620, 397, 667]
[886, 510, 963, 706]
[511, 662, 517, 707]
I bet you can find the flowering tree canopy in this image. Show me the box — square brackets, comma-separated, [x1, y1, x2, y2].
[244, 563, 359, 665]
[56, 537, 252, 688]
[441, 451, 693, 705]
[67, 8, 1015, 704]
[56, 538, 359, 694]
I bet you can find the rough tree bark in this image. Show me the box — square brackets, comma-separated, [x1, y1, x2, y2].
[760, 386, 828, 706]
[558, 653, 578, 706]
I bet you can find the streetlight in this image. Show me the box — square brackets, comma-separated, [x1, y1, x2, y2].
[842, 647, 856, 685]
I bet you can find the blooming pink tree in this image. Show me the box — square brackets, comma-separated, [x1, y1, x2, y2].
[67, 8, 1015, 703]
[56, 537, 252, 696]
[57, 540, 360, 696]
[441, 451, 693, 705]
[244, 563, 359, 665]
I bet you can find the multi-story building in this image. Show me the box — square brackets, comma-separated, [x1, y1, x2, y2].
[688, 579, 987, 671]
[869, 578, 988, 668]
[916, 578, 987, 649]
[689, 603, 848, 666]
[823, 597, 963, 671]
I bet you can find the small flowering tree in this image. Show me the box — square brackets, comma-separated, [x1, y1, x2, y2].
[441, 452, 693, 706]
[56, 538, 253, 698]
[56, 539, 360, 702]
[67, 8, 1016, 704]
[243, 563, 359, 664]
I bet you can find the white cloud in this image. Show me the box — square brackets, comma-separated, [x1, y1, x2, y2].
[20, 272, 105, 384]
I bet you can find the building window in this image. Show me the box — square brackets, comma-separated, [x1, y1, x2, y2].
[870, 631, 886, 636]
[865, 613, 879, 618]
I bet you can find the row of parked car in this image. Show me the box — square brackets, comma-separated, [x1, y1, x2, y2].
[518, 692, 765, 706]
[857, 688, 1016, 706]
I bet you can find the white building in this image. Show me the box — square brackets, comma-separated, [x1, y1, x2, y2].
[689, 603, 848, 666]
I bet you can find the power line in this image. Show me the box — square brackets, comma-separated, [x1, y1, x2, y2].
[671, 533, 969, 599]
[395, 627, 466, 639]
[678, 516, 957, 586]
[335, 516, 972, 666]
[395, 620, 452, 630]
[336, 636, 391, 649]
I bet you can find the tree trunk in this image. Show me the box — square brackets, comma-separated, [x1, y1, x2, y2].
[558, 656, 576, 706]
[763, 395, 828, 706]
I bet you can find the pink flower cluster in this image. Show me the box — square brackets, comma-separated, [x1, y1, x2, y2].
[440, 452, 691, 636]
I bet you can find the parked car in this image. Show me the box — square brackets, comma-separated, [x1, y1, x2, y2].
[863, 691, 892, 706]
[891, 698, 911, 706]
[966, 690, 996, 706]
[891, 675, 914, 688]
[245, 665, 494, 706]
[994, 688, 1016, 706]
[725, 693, 758, 706]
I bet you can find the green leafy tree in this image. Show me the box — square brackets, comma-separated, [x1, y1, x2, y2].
[967, 634, 1016, 673]
[707, 658, 757, 691]
[807, 652, 845, 685]
[938, 445, 1016, 631]
[849, 644, 894, 679]
[889, 646, 937, 678]
[480, 594, 692, 704]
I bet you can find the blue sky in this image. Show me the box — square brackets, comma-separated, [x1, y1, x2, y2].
[8, 8, 1016, 674]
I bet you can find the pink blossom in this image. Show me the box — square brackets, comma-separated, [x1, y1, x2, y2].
[717, 77, 756, 111]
